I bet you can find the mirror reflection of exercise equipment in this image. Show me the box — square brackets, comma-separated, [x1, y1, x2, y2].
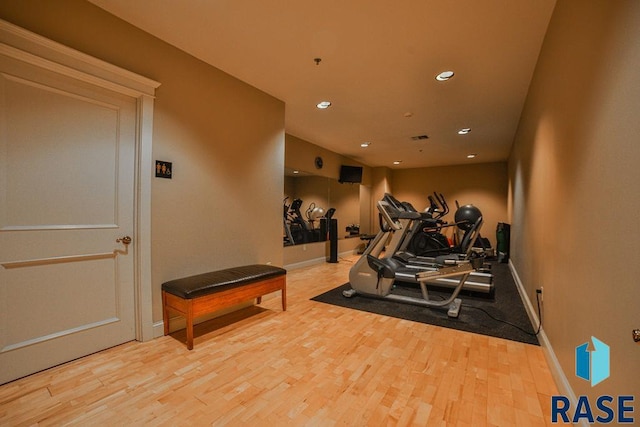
[283, 197, 336, 246]
[305, 202, 325, 232]
[283, 197, 307, 246]
[283, 167, 366, 246]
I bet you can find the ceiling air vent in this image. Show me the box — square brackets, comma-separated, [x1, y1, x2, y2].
[411, 135, 429, 141]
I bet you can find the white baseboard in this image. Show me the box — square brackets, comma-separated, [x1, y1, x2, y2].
[508, 260, 581, 412]
[153, 321, 165, 338]
[284, 250, 355, 270]
[284, 256, 327, 270]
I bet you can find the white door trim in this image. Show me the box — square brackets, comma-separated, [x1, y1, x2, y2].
[0, 19, 161, 342]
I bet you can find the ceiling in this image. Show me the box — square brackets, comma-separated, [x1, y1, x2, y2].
[89, 0, 557, 169]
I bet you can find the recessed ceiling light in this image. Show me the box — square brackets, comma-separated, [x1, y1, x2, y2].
[435, 71, 455, 81]
[360, 142, 371, 148]
[316, 101, 332, 109]
[467, 154, 477, 159]
[393, 160, 402, 165]
[458, 128, 471, 135]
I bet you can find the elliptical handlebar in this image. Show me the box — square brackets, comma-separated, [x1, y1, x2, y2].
[427, 195, 438, 216]
[434, 192, 449, 217]
[426, 192, 447, 217]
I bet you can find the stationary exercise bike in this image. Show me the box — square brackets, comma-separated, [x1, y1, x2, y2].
[343, 194, 484, 317]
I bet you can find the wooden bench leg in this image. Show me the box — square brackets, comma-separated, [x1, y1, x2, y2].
[255, 281, 286, 311]
[162, 291, 170, 336]
[282, 286, 287, 311]
[186, 301, 194, 350]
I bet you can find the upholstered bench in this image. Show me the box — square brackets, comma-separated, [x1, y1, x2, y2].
[162, 264, 287, 349]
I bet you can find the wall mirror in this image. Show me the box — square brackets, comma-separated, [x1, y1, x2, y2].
[284, 167, 362, 246]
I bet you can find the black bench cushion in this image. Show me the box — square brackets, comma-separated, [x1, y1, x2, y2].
[162, 264, 286, 299]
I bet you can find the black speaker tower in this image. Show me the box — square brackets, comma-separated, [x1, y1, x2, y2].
[325, 208, 338, 263]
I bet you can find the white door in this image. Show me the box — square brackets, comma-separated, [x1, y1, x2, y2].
[0, 53, 138, 384]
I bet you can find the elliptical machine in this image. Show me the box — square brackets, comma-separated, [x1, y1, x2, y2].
[343, 194, 484, 317]
[403, 192, 452, 257]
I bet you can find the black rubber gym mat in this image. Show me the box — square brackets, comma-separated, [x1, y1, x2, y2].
[311, 262, 539, 345]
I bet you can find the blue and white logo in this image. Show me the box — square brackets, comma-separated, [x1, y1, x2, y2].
[575, 336, 610, 387]
[551, 337, 633, 423]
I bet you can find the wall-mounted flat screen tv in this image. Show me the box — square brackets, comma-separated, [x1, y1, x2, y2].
[339, 165, 363, 184]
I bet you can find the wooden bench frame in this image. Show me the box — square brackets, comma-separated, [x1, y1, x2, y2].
[162, 274, 286, 350]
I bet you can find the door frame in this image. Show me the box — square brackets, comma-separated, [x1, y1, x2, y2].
[0, 19, 161, 342]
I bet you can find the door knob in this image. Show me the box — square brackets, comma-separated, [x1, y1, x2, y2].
[634, 329, 640, 343]
[116, 236, 132, 245]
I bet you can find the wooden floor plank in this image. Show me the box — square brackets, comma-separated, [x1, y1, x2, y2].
[0, 255, 563, 426]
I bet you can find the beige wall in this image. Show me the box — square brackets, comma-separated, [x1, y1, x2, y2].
[370, 167, 393, 233]
[509, 0, 639, 399]
[285, 134, 371, 185]
[391, 162, 508, 248]
[0, 0, 285, 324]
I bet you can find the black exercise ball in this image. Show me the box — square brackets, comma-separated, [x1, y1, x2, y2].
[454, 204, 482, 231]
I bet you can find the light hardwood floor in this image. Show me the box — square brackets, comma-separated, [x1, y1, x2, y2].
[0, 255, 563, 426]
